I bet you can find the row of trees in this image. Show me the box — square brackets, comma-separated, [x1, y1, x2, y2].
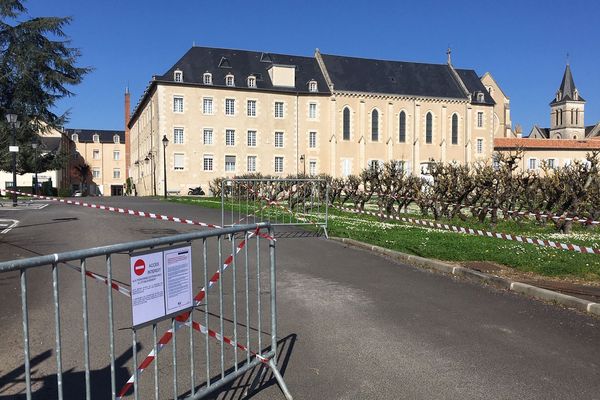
[211, 152, 600, 233]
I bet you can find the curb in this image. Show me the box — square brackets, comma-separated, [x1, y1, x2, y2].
[331, 237, 600, 317]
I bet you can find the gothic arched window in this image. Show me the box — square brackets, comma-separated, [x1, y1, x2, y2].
[399, 111, 406, 143]
[343, 107, 351, 141]
[425, 112, 433, 144]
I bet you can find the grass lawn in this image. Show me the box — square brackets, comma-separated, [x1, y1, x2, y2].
[168, 196, 600, 283]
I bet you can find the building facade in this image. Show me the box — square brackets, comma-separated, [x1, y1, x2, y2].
[66, 129, 127, 196]
[496, 64, 600, 171]
[127, 46, 510, 195]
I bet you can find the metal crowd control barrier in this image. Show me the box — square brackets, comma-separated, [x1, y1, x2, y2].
[0, 223, 292, 400]
[221, 178, 329, 238]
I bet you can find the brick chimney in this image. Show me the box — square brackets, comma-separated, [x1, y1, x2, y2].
[124, 86, 131, 177]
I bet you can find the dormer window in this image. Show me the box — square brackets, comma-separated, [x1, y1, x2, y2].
[476, 92, 484, 102]
[92, 134, 99, 143]
[71, 133, 78, 142]
[247, 76, 256, 88]
[308, 80, 318, 92]
[226, 74, 235, 87]
[174, 69, 183, 82]
[203, 73, 212, 85]
[113, 134, 120, 144]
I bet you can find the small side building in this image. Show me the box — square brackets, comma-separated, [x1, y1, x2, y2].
[65, 129, 127, 196]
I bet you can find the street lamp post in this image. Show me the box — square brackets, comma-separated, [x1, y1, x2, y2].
[31, 140, 38, 195]
[145, 152, 157, 196]
[6, 114, 20, 207]
[162, 135, 169, 199]
[299, 154, 306, 176]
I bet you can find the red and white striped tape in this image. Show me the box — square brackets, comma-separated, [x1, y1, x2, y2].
[61, 261, 132, 297]
[117, 227, 266, 398]
[385, 193, 600, 226]
[1, 189, 223, 229]
[336, 205, 600, 255]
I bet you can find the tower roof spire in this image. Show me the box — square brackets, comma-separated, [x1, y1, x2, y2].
[551, 64, 584, 104]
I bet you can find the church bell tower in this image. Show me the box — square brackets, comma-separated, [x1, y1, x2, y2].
[549, 64, 585, 139]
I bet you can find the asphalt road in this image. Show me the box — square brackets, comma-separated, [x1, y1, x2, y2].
[1, 197, 600, 399]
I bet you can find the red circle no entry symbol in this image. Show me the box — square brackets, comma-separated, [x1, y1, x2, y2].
[134, 259, 146, 276]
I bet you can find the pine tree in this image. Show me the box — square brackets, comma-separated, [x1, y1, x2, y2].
[0, 0, 89, 173]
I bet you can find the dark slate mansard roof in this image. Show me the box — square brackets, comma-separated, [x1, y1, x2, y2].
[319, 53, 494, 105]
[157, 46, 330, 94]
[65, 128, 125, 143]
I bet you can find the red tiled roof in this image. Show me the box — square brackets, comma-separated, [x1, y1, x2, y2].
[494, 138, 600, 150]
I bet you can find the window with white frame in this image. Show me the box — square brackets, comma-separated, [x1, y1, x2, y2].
[342, 159, 351, 177]
[308, 80, 318, 92]
[113, 150, 120, 161]
[309, 131, 317, 148]
[247, 76, 256, 88]
[203, 98, 213, 114]
[369, 160, 381, 170]
[203, 129, 213, 145]
[477, 111, 483, 128]
[247, 100, 256, 117]
[173, 96, 184, 113]
[203, 155, 213, 171]
[113, 135, 120, 144]
[225, 98, 235, 115]
[71, 133, 78, 142]
[92, 168, 100, 178]
[225, 155, 236, 172]
[309, 160, 317, 176]
[225, 74, 235, 87]
[528, 158, 538, 170]
[174, 128, 184, 144]
[93, 134, 99, 143]
[274, 156, 284, 173]
[476, 138, 483, 154]
[225, 129, 235, 146]
[309, 103, 317, 119]
[173, 153, 184, 170]
[93, 149, 100, 159]
[113, 168, 121, 179]
[274, 102, 284, 118]
[247, 156, 256, 172]
[247, 130, 256, 147]
[547, 158, 556, 169]
[174, 70, 183, 82]
[203, 73, 212, 85]
[274, 131, 284, 148]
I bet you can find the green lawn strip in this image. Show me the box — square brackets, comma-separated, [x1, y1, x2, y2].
[327, 209, 600, 282]
[334, 202, 600, 248]
[167, 196, 600, 281]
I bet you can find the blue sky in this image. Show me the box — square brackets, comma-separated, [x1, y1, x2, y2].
[26, 0, 600, 134]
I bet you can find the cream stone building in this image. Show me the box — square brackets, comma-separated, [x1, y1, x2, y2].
[495, 64, 600, 171]
[127, 46, 511, 195]
[66, 129, 127, 195]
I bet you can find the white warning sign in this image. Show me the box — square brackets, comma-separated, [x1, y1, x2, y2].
[130, 245, 193, 328]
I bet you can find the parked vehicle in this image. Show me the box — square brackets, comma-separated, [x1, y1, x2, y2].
[188, 186, 205, 196]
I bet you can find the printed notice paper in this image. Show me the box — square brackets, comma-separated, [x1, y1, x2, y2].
[164, 246, 193, 314]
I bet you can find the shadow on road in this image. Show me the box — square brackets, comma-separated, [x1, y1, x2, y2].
[0, 346, 137, 400]
[179, 333, 297, 400]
